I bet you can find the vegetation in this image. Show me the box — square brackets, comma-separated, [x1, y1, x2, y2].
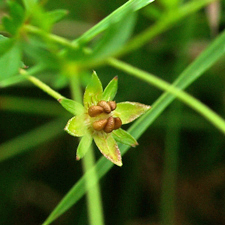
[0, 0, 225, 224]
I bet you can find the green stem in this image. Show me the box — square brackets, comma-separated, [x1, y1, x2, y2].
[69, 75, 104, 225]
[23, 0, 214, 61]
[117, 0, 216, 56]
[20, 69, 64, 100]
[160, 102, 180, 225]
[24, 25, 78, 49]
[107, 58, 225, 134]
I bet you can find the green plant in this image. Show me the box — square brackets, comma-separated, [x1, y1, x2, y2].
[1, 0, 224, 224]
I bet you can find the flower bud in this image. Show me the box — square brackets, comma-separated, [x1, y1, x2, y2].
[113, 117, 122, 130]
[88, 105, 104, 117]
[97, 100, 111, 113]
[104, 116, 115, 133]
[92, 119, 108, 131]
[108, 101, 116, 111]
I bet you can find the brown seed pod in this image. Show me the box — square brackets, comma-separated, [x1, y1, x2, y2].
[108, 101, 116, 111]
[113, 117, 122, 130]
[88, 105, 104, 117]
[92, 119, 108, 131]
[97, 100, 111, 113]
[104, 116, 115, 133]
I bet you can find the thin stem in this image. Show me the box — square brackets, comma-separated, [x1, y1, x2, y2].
[117, 0, 216, 56]
[24, 25, 78, 49]
[23, 0, 214, 61]
[107, 58, 225, 134]
[69, 74, 105, 225]
[160, 102, 181, 225]
[20, 69, 64, 100]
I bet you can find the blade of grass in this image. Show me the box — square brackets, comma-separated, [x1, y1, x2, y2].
[42, 26, 225, 225]
[72, 0, 155, 45]
[108, 58, 225, 133]
[0, 118, 66, 162]
[0, 96, 68, 117]
[118, 0, 216, 56]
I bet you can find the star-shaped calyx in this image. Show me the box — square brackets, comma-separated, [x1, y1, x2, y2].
[59, 71, 151, 166]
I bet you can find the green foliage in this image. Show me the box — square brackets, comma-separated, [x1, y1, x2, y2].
[2, 1, 25, 35]
[1, 0, 225, 225]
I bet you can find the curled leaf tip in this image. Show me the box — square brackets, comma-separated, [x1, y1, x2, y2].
[113, 76, 118, 80]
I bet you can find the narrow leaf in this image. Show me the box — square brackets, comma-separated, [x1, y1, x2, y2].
[114, 101, 151, 124]
[73, 0, 155, 44]
[102, 76, 118, 101]
[58, 98, 84, 116]
[81, 6, 136, 65]
[112, 128, 138, 147]
[64, 115, 87, 137]
[93, 133, 122, 166]
[76, 134, 92, 160]
[83, 71, 103, 108]
[0, 119, 65, 162]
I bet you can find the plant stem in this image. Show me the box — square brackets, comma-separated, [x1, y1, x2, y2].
[24, 25, 78, 48]
[20, 69, 64, 100]
[160, 102, 180, 225]
[117, 0, 216, 56]
[107, 58, 225, 134]
[69, 74, 105, 225]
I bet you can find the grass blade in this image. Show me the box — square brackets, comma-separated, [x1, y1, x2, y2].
[0, 118, 66, 162]
[73, 0, 154, 45]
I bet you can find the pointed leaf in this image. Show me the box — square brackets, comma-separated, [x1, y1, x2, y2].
[73, 0, 155, 44]
[2, 1, 25, 35]
[0, 42, 21, 81]
[102, 76, 118, 101]
[76, 134, 92, 160]
[112, 128, 138, 147]
[64, 115, 87, 137]
[58, 98, 84, 116]
[81, 6, 136, 65]
[93, 132, 122, 166]
[0, 36, 15, 56]
[113, 101, 151, 124]
[22, 0, 37, 11]
[83, 71, 103, 108]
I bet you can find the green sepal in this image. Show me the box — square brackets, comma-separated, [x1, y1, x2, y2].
[112, 128, 138, 147]
[76, 134, 92, 160]
[113, 101, 151, 124]
[22, 0, 37, 11]
[102, 76, 118, 101]
[58, 98, 84, 116]
[83, 71, 103, 108]
[64, 115, 87, 137]
[93, 132, 122, 166]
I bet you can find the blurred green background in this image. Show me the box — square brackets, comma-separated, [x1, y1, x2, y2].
[0, 0, 225, 224]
